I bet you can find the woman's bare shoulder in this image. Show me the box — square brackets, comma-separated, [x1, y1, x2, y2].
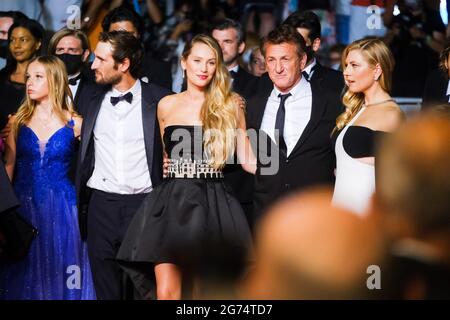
[158, 93, 183, 115]
[159, 93, 182, 108]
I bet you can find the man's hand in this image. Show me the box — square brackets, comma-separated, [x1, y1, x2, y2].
[233, 94, 246, 110]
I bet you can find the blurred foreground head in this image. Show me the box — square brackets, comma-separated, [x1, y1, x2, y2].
[375, 113, 450, 299]
[243, 187, 386, 299]
[375, 113, 450, 240]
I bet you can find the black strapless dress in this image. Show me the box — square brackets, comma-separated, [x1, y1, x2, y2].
[116, 125, 253, 299]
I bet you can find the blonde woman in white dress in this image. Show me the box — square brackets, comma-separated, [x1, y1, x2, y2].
[332, 38, 404, 215]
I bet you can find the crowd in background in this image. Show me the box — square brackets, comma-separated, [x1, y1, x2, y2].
[0, 1, 449, 97]
[0, 0, 449, 301]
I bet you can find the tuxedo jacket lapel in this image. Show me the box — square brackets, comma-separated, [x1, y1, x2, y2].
[141, 82, 158, 174]
[80, 87, 108, 164]
[74, 80, 83, 107]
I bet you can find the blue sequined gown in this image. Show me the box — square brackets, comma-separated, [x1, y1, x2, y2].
[0, 120, 96, 300]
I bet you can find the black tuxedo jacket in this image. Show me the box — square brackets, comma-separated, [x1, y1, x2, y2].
[247, 74, 343, 222]
[140, 54, 173, 90]
[311, 63, 345, 101]
[75, 80, 171, 239]
[232, 67, 259, 100]
[73, 67, 97, 116]
[422, 68, 448, 109]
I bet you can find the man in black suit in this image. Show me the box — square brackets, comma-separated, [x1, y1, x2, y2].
[76, 31, 170, 300]
[211, 18, 259, 228]
[247, 25, 342, 225]
[48, 28, 97, 117]
[211, 18, 259, 100]
[102, 5, 172, 90]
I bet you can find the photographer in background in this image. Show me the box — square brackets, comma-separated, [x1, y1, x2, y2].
[385, 0, 445, 97]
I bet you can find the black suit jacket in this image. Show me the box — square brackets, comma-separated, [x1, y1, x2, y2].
[73, 67, 97, 116]
[232, 67, 259, 100]
[422, 68, 448, 109]
[247, 75, 343, 222]
[140, 54, 173, 90]
[76, 80, 171, 239]
[311, 63, 345, 101]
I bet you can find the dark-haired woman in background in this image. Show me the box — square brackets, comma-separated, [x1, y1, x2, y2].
[0, 18, 43, 133]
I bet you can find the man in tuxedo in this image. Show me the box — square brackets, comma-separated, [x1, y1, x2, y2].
[246, 25, 343, 225]
[102, 5, 172, 90]
[76, 31, 170, 299]
[48, 28, 97, 117]
[210, 18, 258, 228]
[211, 18, 259, 100]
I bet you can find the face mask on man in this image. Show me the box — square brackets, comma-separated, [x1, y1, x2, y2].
[57, 53, 84, 75]
[0, 39, 9, 59]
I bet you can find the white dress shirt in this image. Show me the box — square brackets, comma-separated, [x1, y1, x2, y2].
[229, 65, 239, 73]
[87, 80, 153, 194]
[260, 76, 312, 156]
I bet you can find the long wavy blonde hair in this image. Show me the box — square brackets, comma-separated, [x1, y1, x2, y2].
[334, 38, 394, 132]
[182, 34, 237, 169]
[13, 55, 76, 137]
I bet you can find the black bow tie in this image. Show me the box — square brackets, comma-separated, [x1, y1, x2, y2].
[229, 70, 237, 79]
[68, 73, 82, 86]
[110, 92, 133, 106]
